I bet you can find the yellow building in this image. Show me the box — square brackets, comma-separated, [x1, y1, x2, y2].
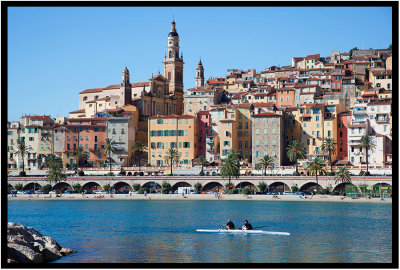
[283, 107, 301, 151]
[148, 115, 198, 167]
[234, 103, 253, 162]
[219, 107, 238, 159]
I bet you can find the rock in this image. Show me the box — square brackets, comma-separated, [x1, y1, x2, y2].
[60, 248, 76, 255]
[8, 243, 43, 263]
[7, 223, 74, 263]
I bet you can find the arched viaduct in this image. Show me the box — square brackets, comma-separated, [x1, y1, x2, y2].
[7, 176, 392, 193]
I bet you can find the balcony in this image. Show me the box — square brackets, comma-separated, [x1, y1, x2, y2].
[89, 148, 99, 152]
[375, 117, 389, 123]
[206, 137, 214, 144]
[352, 110, 366, 115]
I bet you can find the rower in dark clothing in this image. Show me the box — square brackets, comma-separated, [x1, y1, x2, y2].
[242, 220, 253, 230]
[225, 219, 235, 230]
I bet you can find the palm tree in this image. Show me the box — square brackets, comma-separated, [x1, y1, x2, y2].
[15, 140, 29, 173]
[164, 148, 180, 175]
[359, 135, 376, 175]
[72, 146, 86, 172]
[47, 160, 67, 186]
[286, 140, 306, 175]
[321, 137, 337, 173]
[130, 141, 147, 174]
[335, 167, 352, 185]
[198, 155, 209, 175]
[306, 157, 326, 184]
[258, 154, 274, 176]
[220, 150, 240, 188]
[101, 138, 117, 173]
[45, 154, 63, 168]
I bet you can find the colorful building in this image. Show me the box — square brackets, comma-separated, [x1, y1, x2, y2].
[337, 111, 351, 161]
[197, 111, 211, 157]
[148, 115, 198, 167]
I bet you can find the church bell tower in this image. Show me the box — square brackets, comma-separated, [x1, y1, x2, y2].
[163, 20, 184, 115]
[195, 59, 204, 88]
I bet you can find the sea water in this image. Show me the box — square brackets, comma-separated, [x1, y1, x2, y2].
[7, 200, 392, 263]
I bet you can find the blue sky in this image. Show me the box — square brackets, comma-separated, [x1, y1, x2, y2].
[8, 6, 392, 121]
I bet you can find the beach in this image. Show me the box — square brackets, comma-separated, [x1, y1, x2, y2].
[7, 193, 392, 203]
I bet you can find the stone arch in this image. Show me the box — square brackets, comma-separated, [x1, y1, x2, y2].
[22, 182, 43, 191]
[112, 181, 132, 192]
[268, 182, 291, 193]
[52, 182, 73, 192]
[299, 182, 323, 193]
[372, 182, 392, 187]
[372, 182, 392, 195]
[81, 182, 102, 191]
[171, 181, 192, 191]
[235, 181, 258, 191]
[332, 182, 360, 193]
[142, 181, 162, 192]
[8, 184, 15, 191]
[201, 182, 223, 192]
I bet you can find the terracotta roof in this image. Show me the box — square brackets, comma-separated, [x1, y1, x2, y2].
[22, 115, 51, 119]
[97, 97, 110, 101]
[234, 103, 252, 108]
[148, 114, 195, 119]
[80, 82, 149, 94]
[253, 112, 281, 117]
[372, 70, 392, 76]
[367, 100, 392, 105]
[252, 102, 275, 107]
[284, 107, 298, 111]
[278, 87, 294, 91]
[68, 117, 108, 121]
[69, 109, 85, 113]
[305, 54, 320, 59]
[302, 114, 312, 117]
[232, 92, 246, 99]
[197, 110, 210, 114]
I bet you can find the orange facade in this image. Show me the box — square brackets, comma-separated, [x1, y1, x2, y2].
[276, 88, 295, 107]
[64, 118, 108, 167]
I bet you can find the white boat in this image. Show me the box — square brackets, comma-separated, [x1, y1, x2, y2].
[196, 229, 290, 236]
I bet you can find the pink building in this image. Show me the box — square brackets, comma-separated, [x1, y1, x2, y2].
[337, 111, 351, 161]
[197, 111, 211, 157]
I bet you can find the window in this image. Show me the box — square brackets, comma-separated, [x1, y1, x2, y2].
[264, 141, 268, 146]
[255, 129, 259, 135]
[185, 119, 188, 124]
[327, 130, 331, 137]
[272, 129, 276, 135]
[121, 128, 125, 134]
[85, 136, 88, 140]
[245, 122, 249, 129]
[272, 140, 276, 146]
[183, 142, 190, 148]
[239, 122, 242, 129]
[223, 141, 230, 146]
[245, 131, 248, 137]
[264, 129, 268, 135]
[256, 141, 260, 146]
[239, 141, 242, 148]
[272, 151, 276, 157]
[245, 141, 248, 148]
[29, 137, 34, 141]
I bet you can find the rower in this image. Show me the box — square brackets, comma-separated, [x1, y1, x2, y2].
[225, 219, 235, 230]
[242, 220, 253, 230]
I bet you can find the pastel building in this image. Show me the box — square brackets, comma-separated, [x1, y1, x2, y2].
[148, 115, 198, 167]
[197, 111, 211, 157]
[7, 121, 20, 169]
[234, 103, 253, 162]
[337, 111, 351, 161]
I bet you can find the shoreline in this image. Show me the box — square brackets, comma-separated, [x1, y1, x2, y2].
[7, 194, 392, 203]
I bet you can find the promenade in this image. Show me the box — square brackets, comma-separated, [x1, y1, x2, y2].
[7, 193, 392, 203]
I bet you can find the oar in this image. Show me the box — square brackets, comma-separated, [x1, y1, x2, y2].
[218, 225, 226, 232]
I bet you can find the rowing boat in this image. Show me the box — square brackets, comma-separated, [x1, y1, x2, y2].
[196, 229, 290, 236]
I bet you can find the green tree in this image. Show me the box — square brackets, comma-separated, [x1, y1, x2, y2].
[359, 135, 376, 175]
[220, 149, 240, 188]
[194, 182, 202, 192]
[164, 148, 180, 175]
[130, 141, 147, 174]
[14, 183, 23, 191]
[349, 47, 358, 59]
[198, 155, 209, 175]
[257, 181, 267, 193]
[72, 183, 82, 193]
[72, 146, 86, 172]
[306, 157, 326, 184]
[101, 138, 118, 173]
[15, 141, 29, 173]
[388, 44, 392, 50]
[47, 159, 67, 186]
[46, 154, 63, 168]
[258, 154, 275, 176]
[335, 167, 352, 185]
[42, 184, 52, 193]
[132, 183, 141, 191]
[291, 185, 299, 193]
[286, 140, 306, 175]
[161, 181, 171, 194]
[103, 184, 110, 192]
[321, 137, 337, 174]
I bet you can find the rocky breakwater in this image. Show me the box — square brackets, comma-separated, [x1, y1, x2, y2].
[7, 222, 75, 263]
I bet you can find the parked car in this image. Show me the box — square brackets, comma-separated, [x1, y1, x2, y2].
[23, 190, 33, 194]
[83, 190, 93, 194]
[17, 191, 25, 194]
[129, 191, 138, 195]
[121, 190, 129, 194]
[283, 192, 293, 195]
[34, 190, 45, 194]
[93, 190, 108, 194]
[49, 190, 57, 195]
[266, 192, 277, 195]
[10, 190, 18, 194]
[64, 190, 74, 194]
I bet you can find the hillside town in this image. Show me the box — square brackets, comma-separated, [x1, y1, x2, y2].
[7, 20, 392, 176]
